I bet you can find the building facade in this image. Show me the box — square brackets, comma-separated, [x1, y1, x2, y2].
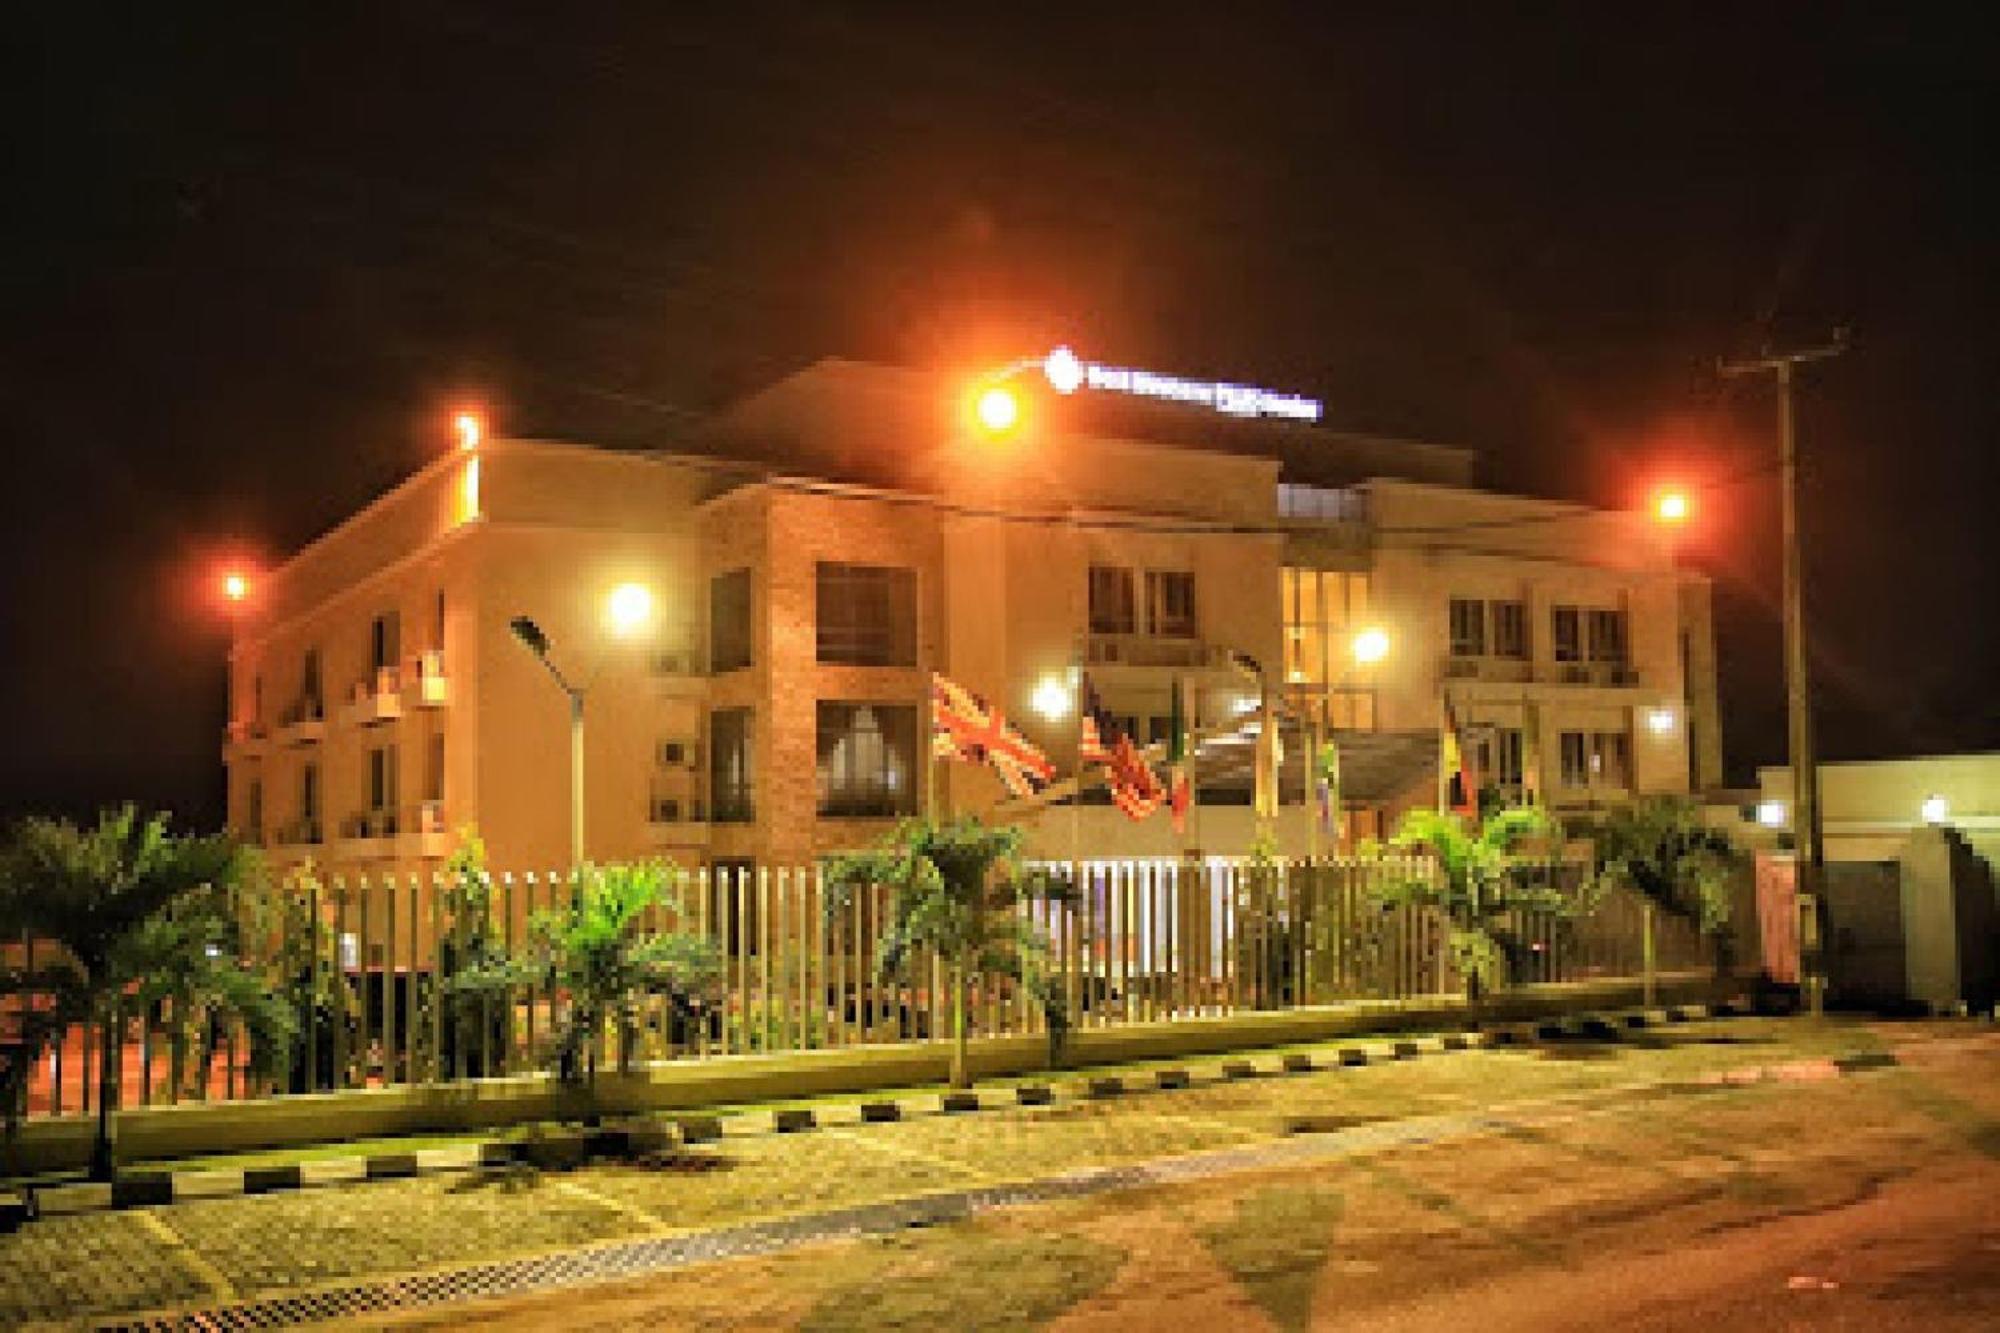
[223, 360, 1722, 876]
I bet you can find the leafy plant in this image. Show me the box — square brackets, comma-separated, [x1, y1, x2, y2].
[1362, 805, 1569, 1003]
[453, 861, 721, 1110]
[0, 807, 288, 1181]
[1586, 796, 1743, 938]
[822, 817, 1075, 1089]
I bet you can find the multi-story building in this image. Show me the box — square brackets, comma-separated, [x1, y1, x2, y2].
[223, 359, 1721, 875]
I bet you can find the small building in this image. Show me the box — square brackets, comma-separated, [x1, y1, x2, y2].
[221, 359, 1720, 877]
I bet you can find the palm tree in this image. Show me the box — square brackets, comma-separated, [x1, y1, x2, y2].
[1587, 795, 1743, 949]
[1367, 805, 1567, 1003]
[823, 817, 1074, 1090]
[454, 861, 720, 1113]
[0, 807, 279, 1180]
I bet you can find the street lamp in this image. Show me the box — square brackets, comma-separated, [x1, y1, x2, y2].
[510, 583, 657, 867]
[1653, 487, 1691, 525]
[221, 571, 250, 604]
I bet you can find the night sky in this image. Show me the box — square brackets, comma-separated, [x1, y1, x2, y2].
[7, 4, 1996, 828]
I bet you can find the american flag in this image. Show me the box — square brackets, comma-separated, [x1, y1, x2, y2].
[1079, 676, 1166, 820]
[930, 672, 1055, 800]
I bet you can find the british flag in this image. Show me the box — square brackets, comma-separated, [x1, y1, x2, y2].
[1079, 676, 1166, 820]
[930, 672, 1056, 800]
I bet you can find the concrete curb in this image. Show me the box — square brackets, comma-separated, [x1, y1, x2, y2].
[18, 997, 1755, 1223]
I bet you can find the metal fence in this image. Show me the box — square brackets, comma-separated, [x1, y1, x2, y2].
[3, 856, 1712, 1119]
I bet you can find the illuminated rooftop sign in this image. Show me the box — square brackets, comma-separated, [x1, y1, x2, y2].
[1041, 345, 1322, 423]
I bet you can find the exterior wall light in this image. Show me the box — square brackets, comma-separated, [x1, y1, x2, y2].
[1031, 675, 1074, 723]
[1645, 706, 1677, 736]
[1756, 800, 1787, 829]
[1920, 794, 1949, 825]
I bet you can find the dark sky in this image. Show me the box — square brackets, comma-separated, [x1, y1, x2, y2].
[7, 4, 1996, 826]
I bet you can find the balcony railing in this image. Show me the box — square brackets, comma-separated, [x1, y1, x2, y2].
[1441, 657, 1642, 689]
[339, 808, 399, 841]
[1085, 634, 1227, 670]
[275, 817, 323, 847]
[276, 695, 327, 743]
[403, 650, 448, 707]
[344, 667, 403, 726]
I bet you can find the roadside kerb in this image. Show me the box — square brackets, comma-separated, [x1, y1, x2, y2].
[9, 997, 1736, 1227]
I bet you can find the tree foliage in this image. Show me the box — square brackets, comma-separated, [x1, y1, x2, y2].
[1363, 805, 1569, 1000]
[453, 861, 721, 1100]
[1586, 796, 1742, 936]
[0, 807, 289, 1180]
[822, 817, 1074, 1087]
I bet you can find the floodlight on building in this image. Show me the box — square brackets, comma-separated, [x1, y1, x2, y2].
[606, 582, 654, 638]
[454, 411, 484, 452]
[1031, 675, 1074, 723]
[1920, 794, 1949, 825]
[1756, 800, 1787, 829]
[973, 385, 1021, 436]
[1351, 626, 1390, 665]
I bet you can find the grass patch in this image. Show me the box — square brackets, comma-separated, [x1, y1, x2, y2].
[798, 1228, 1125, 1332]
[1195, 1185, 1344, 1332]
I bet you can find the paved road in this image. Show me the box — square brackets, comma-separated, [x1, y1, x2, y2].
[369, 1021, 2000, 1332]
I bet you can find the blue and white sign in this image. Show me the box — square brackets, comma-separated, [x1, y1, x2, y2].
[1041, 346, 1322, 423]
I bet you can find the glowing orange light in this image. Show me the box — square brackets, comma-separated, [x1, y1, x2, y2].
[221, 572, 250, 603]
[1654, 488, 1691, 524]
[973, 385, 1021, 436]
[454, 411, 484, 452]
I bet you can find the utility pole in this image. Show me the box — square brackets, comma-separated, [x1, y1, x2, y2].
[1720, 333, 1846, 1014]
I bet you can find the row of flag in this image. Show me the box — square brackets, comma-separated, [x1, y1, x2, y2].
[929, 671, 1195, 831]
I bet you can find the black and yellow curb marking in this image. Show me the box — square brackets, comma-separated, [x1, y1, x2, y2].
[28, 999, 1747, 1226]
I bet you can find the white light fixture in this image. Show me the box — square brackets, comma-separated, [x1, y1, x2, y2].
[1756, 800, 1787, 829]
[1043, 345, 1084, 395]
[606, 583, 654, 638]
[1030, 675, 1074, 723]
[1920, 794, 1949, 825]
[1645, 706, 1677, 736]
[1351, 626, 1390, 665]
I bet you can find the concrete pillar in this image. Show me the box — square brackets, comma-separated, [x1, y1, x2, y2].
[1898, 825, 1998, 1012]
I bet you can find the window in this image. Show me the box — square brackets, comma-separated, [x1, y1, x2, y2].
[433, 590, 446, 651]
[252, 672, 264, 724]
[1283, 567, 1376, 731]
[816, 703, 918, 817]
[1448, 598, 1486, 657]
[247, 779, 263, 839]
[1490, 601, 1528, 659]
[302, 648, 322, 709]
[1559, 730, 1631, 789]
[1088, 566, 1136, 634]
[367, 744, 397, 812]
[369, 612, 400, 674]
[1552, 606, 1581, 663]
[710, 569, 752, 673]
[425, 732, 445, 803]
[1145, 571, 1197, 638]
[1559, 731, 1589, 787]
[816, 563, 917, 666]
[708, 708, 754, 822]
[301, 762, 320, 821]
[1477, 728, 1525, 790]
[1587, 609, 1628, 664]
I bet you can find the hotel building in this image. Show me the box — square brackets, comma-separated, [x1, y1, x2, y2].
[222, 359, 1722, 875]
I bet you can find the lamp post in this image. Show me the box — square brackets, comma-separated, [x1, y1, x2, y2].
[509, 582, 654, 867]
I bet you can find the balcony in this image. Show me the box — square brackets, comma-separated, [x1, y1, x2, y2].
[274, 816, 323, 848]
[343, 667, 403, 727]
[1440, 656, 1643, 692]
[397, 799, 451, 859]
[1085, 634, 1231, 671]
[336, 807, 398, 857]
[275, 695, 327, 745]
[223, 719, 270, 757]
[403, 649, 448, 708]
